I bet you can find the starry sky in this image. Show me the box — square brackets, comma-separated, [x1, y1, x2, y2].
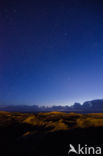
[0, 0, 103, 106]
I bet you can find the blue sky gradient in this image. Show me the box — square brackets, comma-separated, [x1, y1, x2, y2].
[0, 0, 103, 106]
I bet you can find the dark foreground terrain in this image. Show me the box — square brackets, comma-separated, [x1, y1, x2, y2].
[0, 111, 103, 156]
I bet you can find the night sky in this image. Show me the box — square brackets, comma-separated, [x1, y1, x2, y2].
[0, 0, 103, 106]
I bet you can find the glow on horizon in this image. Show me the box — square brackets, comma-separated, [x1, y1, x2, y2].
[1, 1, 103, 106]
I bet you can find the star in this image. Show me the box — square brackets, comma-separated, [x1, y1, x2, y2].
[64, 32, 68, 36]
[16, 72, 19, 75]
[13, 9, 17, 13]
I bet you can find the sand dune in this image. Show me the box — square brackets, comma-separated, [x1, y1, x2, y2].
[0, 111, 103, 156]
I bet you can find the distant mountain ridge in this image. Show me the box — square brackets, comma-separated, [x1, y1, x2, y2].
[0, 99, 103, 113]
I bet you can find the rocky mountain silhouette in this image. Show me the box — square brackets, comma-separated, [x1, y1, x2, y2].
[0, 99, 103, 112]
